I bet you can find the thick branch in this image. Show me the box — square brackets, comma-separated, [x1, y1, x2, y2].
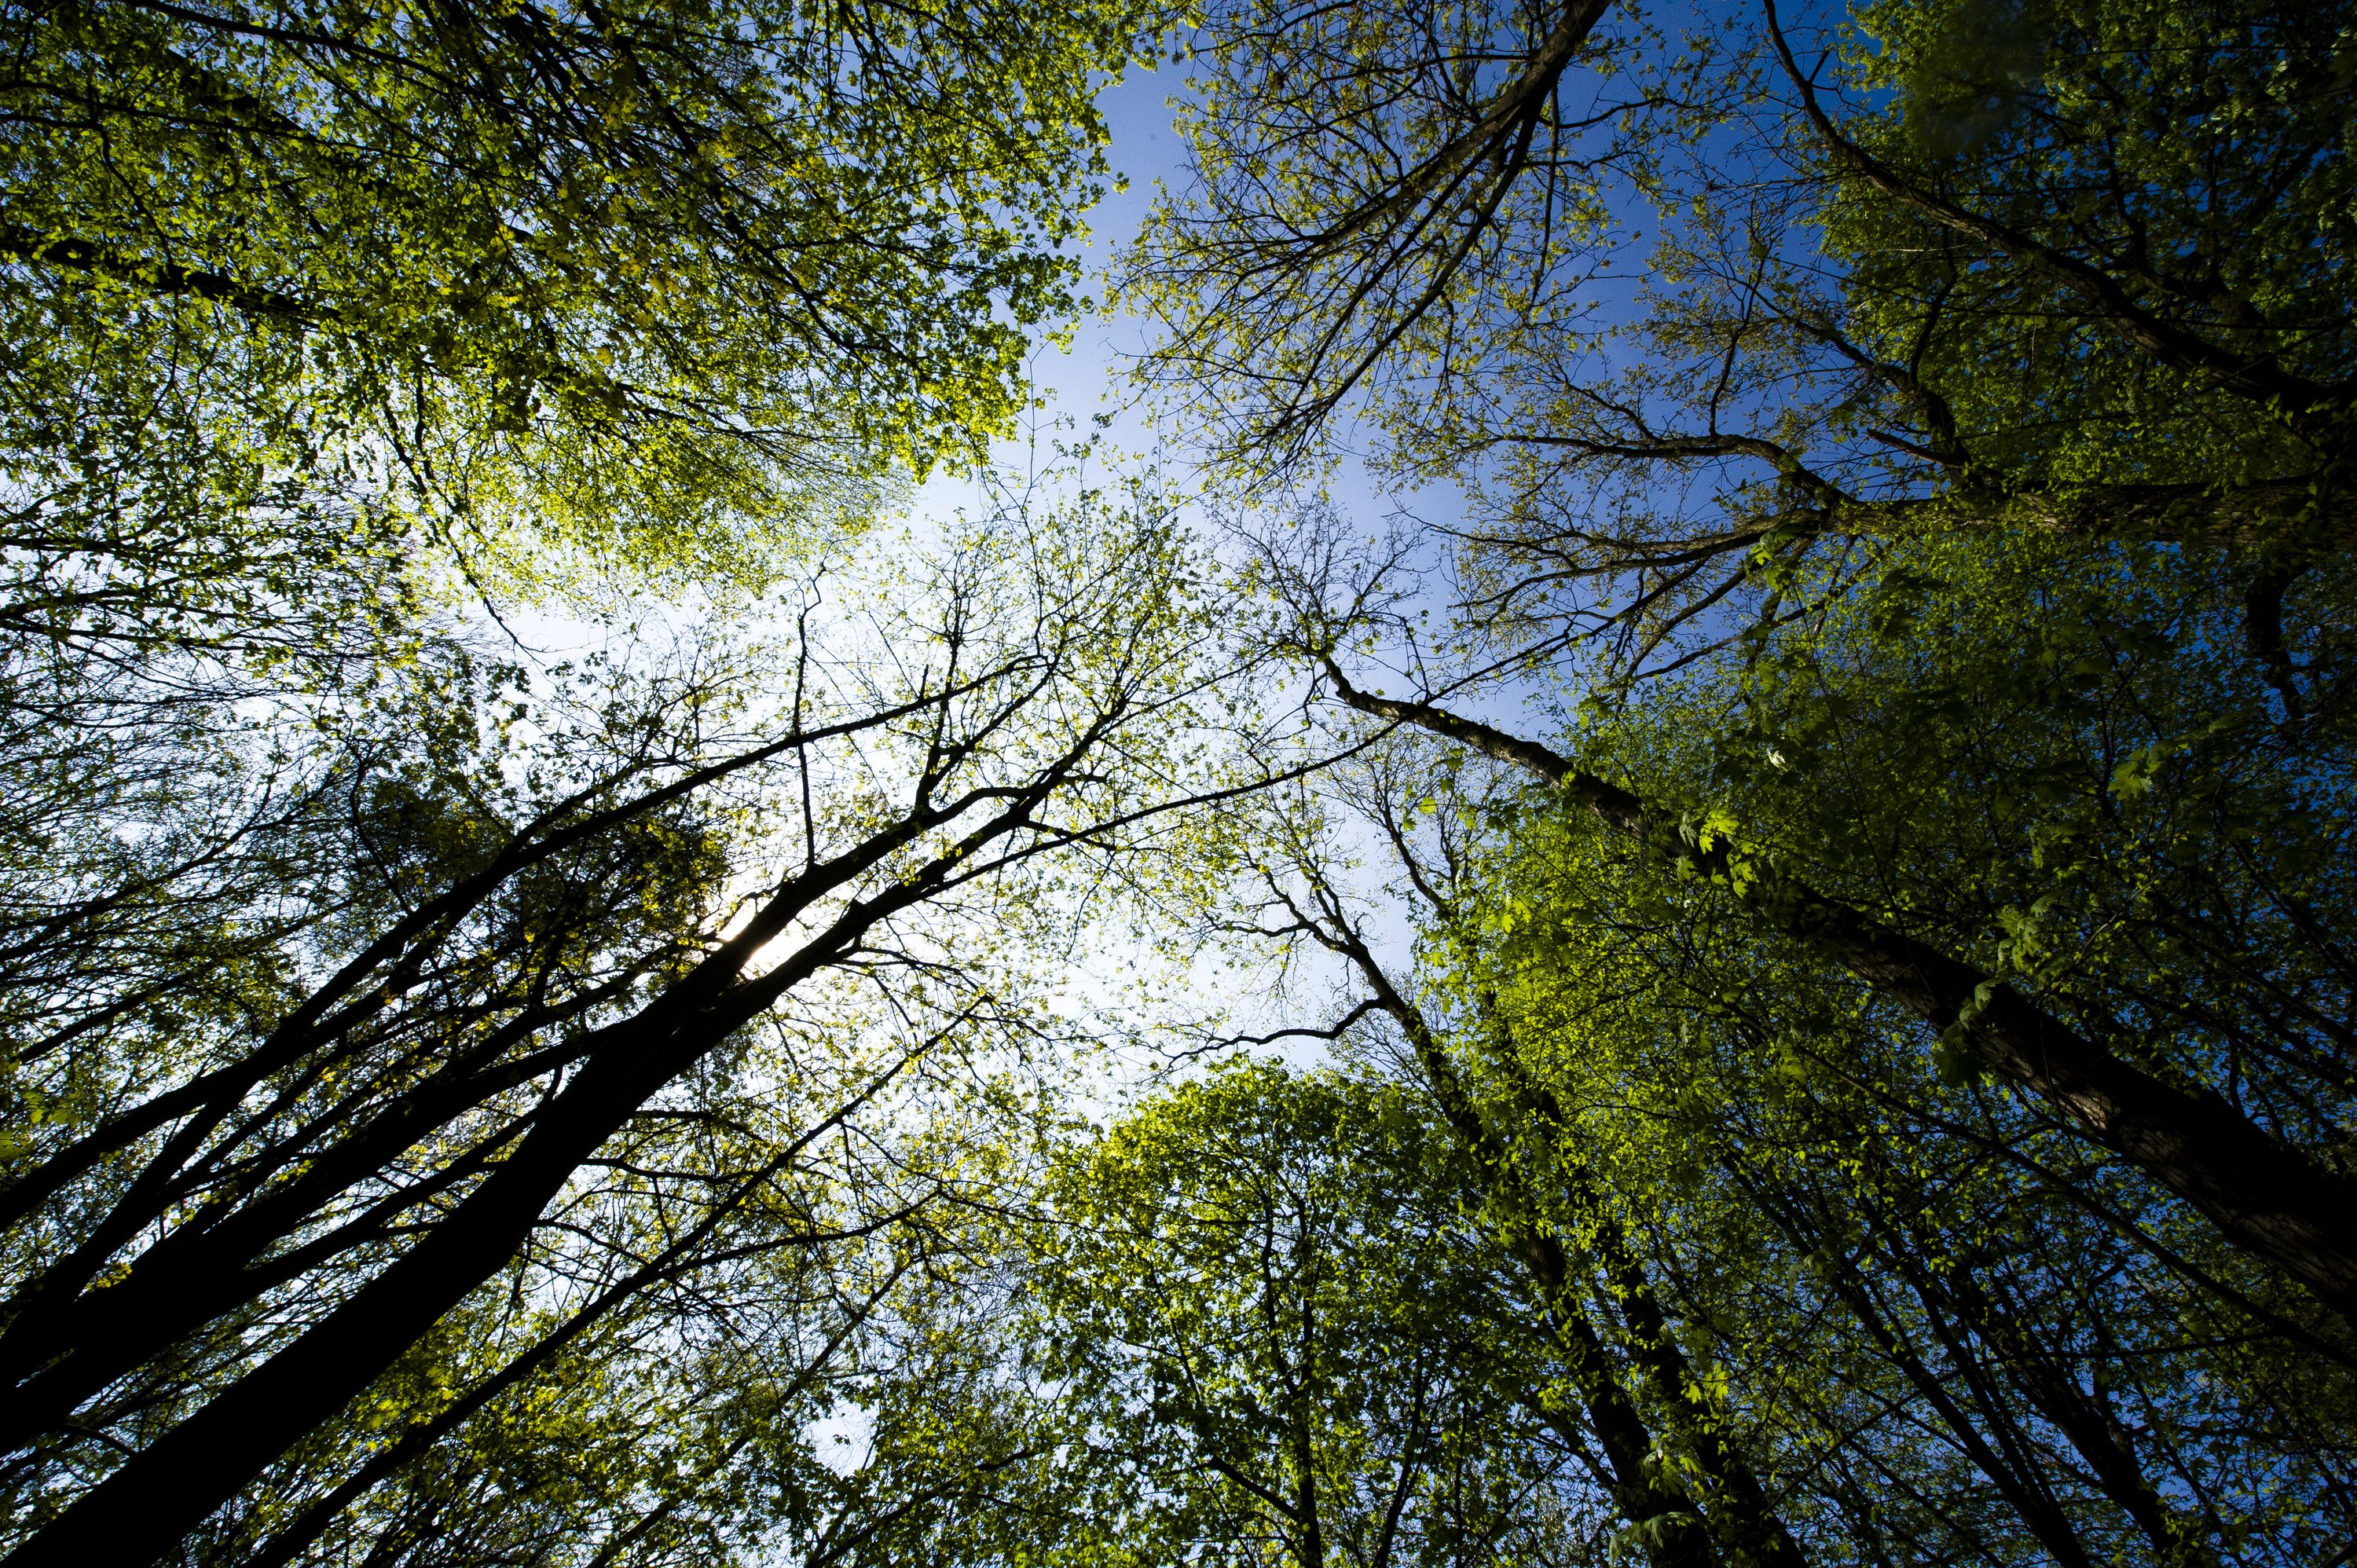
[1285, 0, 1614, 266]
[2, 228, 318, 321]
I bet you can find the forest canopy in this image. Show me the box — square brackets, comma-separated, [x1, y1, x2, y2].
[2, 1, 2353, 1566]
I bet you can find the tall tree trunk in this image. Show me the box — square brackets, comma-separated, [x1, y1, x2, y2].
[1320, 664, 2357, 1326]
[0, 773, 1032, 1568]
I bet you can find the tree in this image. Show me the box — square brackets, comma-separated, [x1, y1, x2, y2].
[1129, 0, 2357, 1329]
[2, 0, 1159, 660]
[1417, 668, 2357, 1566]
[0, 494, 1284, 1566]
[1022, 1059, 1574, 1568]
[1228, 721, 2357, 1566]
[1131, 0, 2357, 672]
[1295, 526, 2357, 1321]
[1135, 2, 2357, 1542]
[1216, 782, 1811, 1568]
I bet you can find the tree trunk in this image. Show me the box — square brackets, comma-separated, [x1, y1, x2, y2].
[1312, 914, 1769, 1568]
[0, 779, 1004, 1567]
[1321, 665, 2357, 1327]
